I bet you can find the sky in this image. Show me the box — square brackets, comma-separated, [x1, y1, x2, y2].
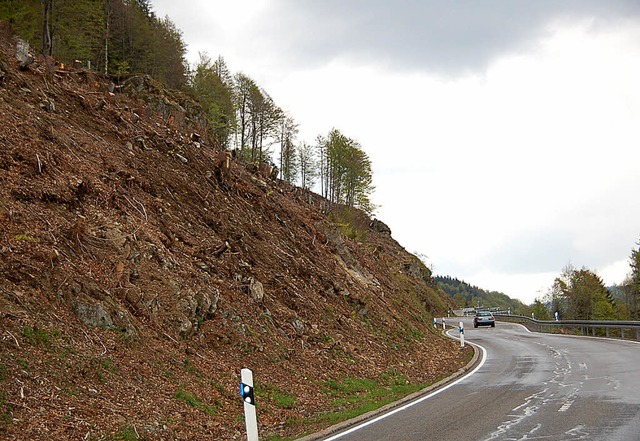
[151, 0, 640, 304]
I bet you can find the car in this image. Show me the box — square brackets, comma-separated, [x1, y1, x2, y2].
[473, 311, 495, 328]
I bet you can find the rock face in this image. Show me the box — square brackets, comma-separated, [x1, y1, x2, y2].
[0, 22, 462, 441]
[74, 298, 114, 329]
[241, 277, 262, 302]
[369, 218, 392, 235]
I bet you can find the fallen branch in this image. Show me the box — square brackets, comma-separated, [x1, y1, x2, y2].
[6, 330, 20, 348]
[123, 195, 147, 221]
[163, 332, 179, 345]
[132, 197, 148, 221]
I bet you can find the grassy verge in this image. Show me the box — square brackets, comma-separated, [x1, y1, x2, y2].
[265, 371, 428, 441]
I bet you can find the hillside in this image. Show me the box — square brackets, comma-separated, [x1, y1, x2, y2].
[0, 22, 470, 440]
[435, 275, 528, 314]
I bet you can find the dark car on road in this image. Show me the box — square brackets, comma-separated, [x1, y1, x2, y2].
[474, 311, 495, 328]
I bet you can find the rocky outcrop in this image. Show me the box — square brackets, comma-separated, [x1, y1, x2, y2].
[121, 75, 207, 131]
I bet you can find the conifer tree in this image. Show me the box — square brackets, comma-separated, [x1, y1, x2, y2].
[192, 53, 235, 148]
[628, 241, 640, 319]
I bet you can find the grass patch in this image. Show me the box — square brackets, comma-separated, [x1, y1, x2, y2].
[17, 358, 28, 369]
[257, 383, 297, 409]
[14, 234, 40, 242]
[175, 388, 218, 415]
[266, 371, 427, 441]
[265, 435, 294, 441]
[0, 363, 8, 382]
[0, 391, 12, 428]
[22, 326, 59, 346]
[182, 356, 200, 376]
[111, 425, 138, 440]
[314, 371, 425, 426]
[329, 208, 368, 242]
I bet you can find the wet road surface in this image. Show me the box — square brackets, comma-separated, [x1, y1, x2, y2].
[317, 319, 640, 441]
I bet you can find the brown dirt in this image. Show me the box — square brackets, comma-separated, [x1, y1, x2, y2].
[0, 21, 470, 440]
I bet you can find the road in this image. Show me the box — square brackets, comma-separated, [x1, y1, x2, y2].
[317, 319, 640, 441]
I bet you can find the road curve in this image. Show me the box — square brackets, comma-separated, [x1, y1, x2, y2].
[314, 319, 640, 441]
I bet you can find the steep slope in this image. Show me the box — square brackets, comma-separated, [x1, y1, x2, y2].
[0, 23, 468, 440]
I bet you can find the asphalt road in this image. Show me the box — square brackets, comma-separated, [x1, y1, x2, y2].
[317, 319, 640, 441]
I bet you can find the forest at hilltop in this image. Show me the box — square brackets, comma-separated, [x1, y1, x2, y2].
[0, 20, 472, 440]
[0, 0, 378, 215]
[434, 276, 528, 314]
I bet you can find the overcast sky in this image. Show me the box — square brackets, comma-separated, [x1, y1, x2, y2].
[152, 0, 640, 304]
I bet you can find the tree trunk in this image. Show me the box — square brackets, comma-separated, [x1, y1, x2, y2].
[104, 1, 111, 75]
[41, 0, 54, 57]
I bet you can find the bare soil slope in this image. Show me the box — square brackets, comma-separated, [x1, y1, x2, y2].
[0, 22, 468, 440]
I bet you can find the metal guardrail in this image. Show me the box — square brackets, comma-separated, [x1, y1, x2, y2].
[494, 314, 640, 341]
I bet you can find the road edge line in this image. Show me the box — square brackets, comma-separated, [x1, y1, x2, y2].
[295, 325, 484, 441]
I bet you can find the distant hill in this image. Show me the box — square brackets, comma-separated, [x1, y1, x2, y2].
[434, 275, 528, 314]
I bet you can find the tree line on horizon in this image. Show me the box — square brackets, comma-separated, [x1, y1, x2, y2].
[532, 241, 640, 322]
[434, 276, 528, 315]
[0, 0, 376, 214]
[436, 239, 640, 323]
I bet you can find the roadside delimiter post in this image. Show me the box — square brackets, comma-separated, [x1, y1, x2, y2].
[240, 368, 258, 441]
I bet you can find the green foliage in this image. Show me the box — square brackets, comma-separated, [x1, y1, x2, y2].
[191, 53, 235, 149]
[14, 234, 39, 241]
[232, 72, 284, 162]
[626, 240, 640, 319]
[256, 383, 297, 409]
[111, 425, 138, 440]
[298, 142, 317, 189]
[265, 436, 294, 441]
[0, 390, 12, 427]
[0, 0, 40, 43]
[318, 129, 376, 214]
[435, 276, 527, 314]
[315, 372, 424, 425]
[22, 326, 58, 346]
[547, 265, 619, 320]
[91, 357, 115, 382]
[279, 116, 299, 184]
[329, 207, 368, 242]
[0, 1, 384, 221]
[182, 356, 201, 376]
[531, 299, 550, 320]
[0, 0, 188, 88]
[113, 60, 130, 80]
[0, 363, 7, 382]
[174, 388, 218, 415]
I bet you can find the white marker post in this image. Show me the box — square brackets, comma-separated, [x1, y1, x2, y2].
[459, 321, 465, 348]
[240, 368, 259, 441]
[442, 318, 446, 330]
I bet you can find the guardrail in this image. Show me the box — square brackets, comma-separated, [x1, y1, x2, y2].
[494, 314, 640, 341]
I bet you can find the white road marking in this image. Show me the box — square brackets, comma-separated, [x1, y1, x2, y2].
[321, 337, 488, 440]
[558, 399, 574, 412]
